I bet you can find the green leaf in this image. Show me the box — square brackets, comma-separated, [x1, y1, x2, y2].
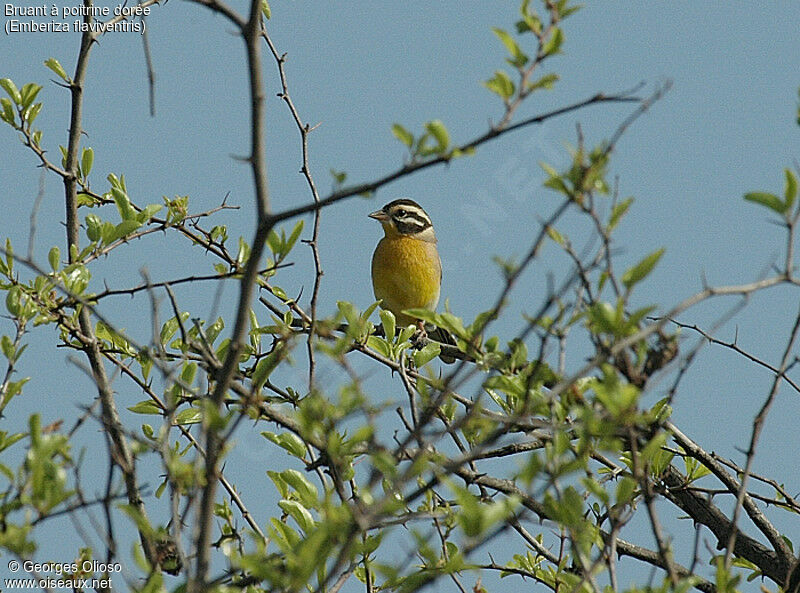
[542, 27, 564, 56]
[329, 169, 347, 185]
[262, 431, 307, 459]
[483, 70, 515, 100]
[136, 204, 163, 224]
[128, 400, 162, 415]
[391, 123, 414, 148]
[5, 238, 13, 274]
[0, 79, 22, 104]
[412, 341, 440, 367]
[424, 120, 450, 153]
[492, 27, 528, 67]
[615, 477, 637, 506]
[23, 102, 42, 125]
[784, 168, 797, 212]
[281, 469, 319, 508]
[5, 286, 22, 317]
[236, 236, 251, 266]
[180, 362, 197, 384]
[622, 248, 665, 290]
[81, 147, 94, 179]
[109, 219, 142, 243]
[252, 346, 283, 391]
[261, 0, 270, 18]
[1, 335, 14, 361]
[608, 197, 634, 231]
[44, 58, 69, 82]
[744, 191, 786, 214]
[85, 214, 103, 242]
[546, 226, 565, 246]
[64, 264, 90, 294]
[527, 72, 559, 92]
[516, 0, 542, 34]
[278, 499, 314, 533]
[19, 83, 42, 109]
[48, 246, 60, 271]
[0, 98, 15, 125]
[111, 187, 136, 221]
[380, 309, 396, 341]
[285, 219, 304, 253]
[206, 317, 224, 344]
[160, 314, 188, 344]
[174, 407, 202, 425]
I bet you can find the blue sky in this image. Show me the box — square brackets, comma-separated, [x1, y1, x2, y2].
[3, 1, 800, 588]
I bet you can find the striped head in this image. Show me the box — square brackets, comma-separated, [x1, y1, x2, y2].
[368, 199, 437, 243]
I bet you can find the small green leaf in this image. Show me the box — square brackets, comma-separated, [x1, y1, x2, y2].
[109, 220, 142, 243]
[527, 72, 559, 92]
[412, 341, 440, 367]
[136, 204, 163, 224]
[23, 102, 42, 125]
[542, 27, 564, 56]
[266, 229, 281, 255]
[380, 309, 396, 341]
[622, 248, 665, 290]
[81, 147, 94, 179]
[128, 400, 162, 415]
[492, 27, 528, 67]
[64, 264, 90, 294]
[160, 314, 187, 344]
[285, 219, 304, 253]
[0, 79, 22, 104]
[19, 83, 41, 109]
[329, 169, 347, 185]
[262, 431, 307, 459]
[174, 407, 202, 425]
[261, 0, 270, 18]
[48, 246, 60, 271]
[615, 477, 637, 506]
[424, 120, 450, 153]
[85, 214, 103, 242]
[483, 70, 515, 100]
[252, 346, 283, 391]
[517, 0, 542, 34]
[391, 123, 414, 148]
[608, 197, 634, 231]
[5, 286, 22, 317]
[5, 238, 13, 274]
[281, 469, 319, 508]
[744, 191, 786, 215]
[784, 168, 797, 212]
[278, 499, 314, 533]
[111, 187, 136, 221]
[180, 362, 197, 384]
[0, 98, 15, 125]
[236, 237, 251, 266]
[546, 226, 565, 246]
[366, 335, 391, 358]
[44, 58, 69, 82]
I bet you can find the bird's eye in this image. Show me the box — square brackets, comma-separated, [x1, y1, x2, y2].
[396, 209, 407, 217]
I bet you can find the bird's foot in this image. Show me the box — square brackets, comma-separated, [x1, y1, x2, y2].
[410, 321, 429, 350]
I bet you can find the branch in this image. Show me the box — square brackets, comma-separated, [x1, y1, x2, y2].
[62, 0, 157, 566]
[267, 89, 642, 226]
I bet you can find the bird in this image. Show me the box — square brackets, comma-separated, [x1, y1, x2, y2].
[369, 198, 456, 361]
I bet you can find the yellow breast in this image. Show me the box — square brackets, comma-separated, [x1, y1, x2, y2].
[371, 235, 441, 326]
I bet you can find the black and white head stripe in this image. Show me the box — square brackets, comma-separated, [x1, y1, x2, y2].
[383, 199, 432, 235]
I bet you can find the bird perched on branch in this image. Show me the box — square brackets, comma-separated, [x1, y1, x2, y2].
[369, 198, 456, 361]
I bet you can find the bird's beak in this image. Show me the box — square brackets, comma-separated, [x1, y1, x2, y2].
[368, 209, 389, 222]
